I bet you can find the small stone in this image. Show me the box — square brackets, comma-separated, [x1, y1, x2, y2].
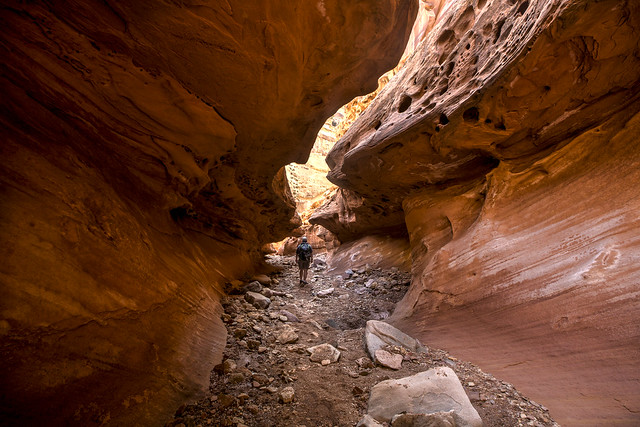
[252, 325, 262, 333]
[261, 288, 273, 298]
[279, 386, 295, 403]
[247, 339, 260, 350]
[356, 357, 375, 369]
[233, 328, 247, 339]
[307, 343, 340, 364]
[244, 281, 263, 293]
[217, 393, 235, 408]
[309, 319, 324, 330]
[321, 359, 331, 366]
[317, 287, 334, 297]
[222, 359, 236, 373]
[269, 312, 280, 319]
[252, 274, 272, 286]
[228, 373, 245, 384]
[279, 315, 289, 322]
[258, 346, 268, 353]
[468, 381, 476, 387]
[246, 404, 260, 414]
[280, 310, 300, 322]
[252, 373, 269, 385]
[237, 393, 249, 404]
[375, 349, 403, 370]
[266, 386, 278, 394]
[244, 291, 271, 309]
[277, 327, 299, 344]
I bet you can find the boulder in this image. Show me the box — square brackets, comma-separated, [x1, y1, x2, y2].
[244, 292, 271, 309]
[365, 320, 425, 361]
[307, 343, 341, 364]
[367, 367, 482, 427]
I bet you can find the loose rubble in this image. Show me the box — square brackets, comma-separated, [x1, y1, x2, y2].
[166, 254, 559, 427]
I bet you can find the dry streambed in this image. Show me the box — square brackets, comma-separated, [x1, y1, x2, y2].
[167, 255, 558, 427]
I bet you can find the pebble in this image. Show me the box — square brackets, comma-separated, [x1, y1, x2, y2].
[280, 310, 300, 322]
[307, 343, 340, 364]
[317, 288, 334, 297]
[279, 386, 295, 404]
[222, 359, 236, 373]
[308, 319, 324, 330]
[277, 327, 299, 344]
[228, 373, 245, 384]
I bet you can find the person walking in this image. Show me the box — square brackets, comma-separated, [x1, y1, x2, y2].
[296, 236, 313, 285]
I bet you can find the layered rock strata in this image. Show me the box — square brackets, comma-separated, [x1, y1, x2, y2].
[321, 0, 640, 424]
[0, 0, 417, 424]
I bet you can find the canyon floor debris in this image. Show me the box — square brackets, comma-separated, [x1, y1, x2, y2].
[167, 254, 558, 427]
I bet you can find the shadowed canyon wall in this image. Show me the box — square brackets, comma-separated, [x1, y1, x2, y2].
[321, 0, 640, 425]
[0, 1, 417, 424]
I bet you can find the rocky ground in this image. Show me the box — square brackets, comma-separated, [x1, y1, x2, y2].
[166, 254, 559, 427]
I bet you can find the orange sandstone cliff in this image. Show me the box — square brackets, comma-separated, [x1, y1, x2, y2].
[319, 0, 640, 425]
[0, 1, 417, 424]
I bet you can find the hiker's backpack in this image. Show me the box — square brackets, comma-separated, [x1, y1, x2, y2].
[297, 243, 312, 261]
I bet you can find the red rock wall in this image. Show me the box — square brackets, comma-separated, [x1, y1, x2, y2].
[0, 0, 417, 424]
[322, 0, 640, 424]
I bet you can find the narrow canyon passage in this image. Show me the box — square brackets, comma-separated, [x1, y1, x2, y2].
[1, 0, 639, 426]
[166, 255, 558, 427]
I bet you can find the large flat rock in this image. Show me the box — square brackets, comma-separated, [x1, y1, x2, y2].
[367, 367, 482, 426]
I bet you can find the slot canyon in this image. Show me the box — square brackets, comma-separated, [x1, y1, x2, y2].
[1, 0, 639, 425]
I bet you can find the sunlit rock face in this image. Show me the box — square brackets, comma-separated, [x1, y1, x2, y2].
[0, 0, 417, 424]
[323, 0, 640, 424]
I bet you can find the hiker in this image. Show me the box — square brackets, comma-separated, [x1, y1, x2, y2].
[296, 236, 313, 285]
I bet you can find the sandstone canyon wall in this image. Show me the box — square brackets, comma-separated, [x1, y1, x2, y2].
[322, 0, 640, 425]
[0, 1, 417, 425]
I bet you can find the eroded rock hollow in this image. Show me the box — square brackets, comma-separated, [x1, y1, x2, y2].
[2, 0, 640, 425]
[0, 1, 416, 424]
[317, 0, 640, 425]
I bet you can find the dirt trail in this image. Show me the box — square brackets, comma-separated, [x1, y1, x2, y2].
[167, 254, 559, 427]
